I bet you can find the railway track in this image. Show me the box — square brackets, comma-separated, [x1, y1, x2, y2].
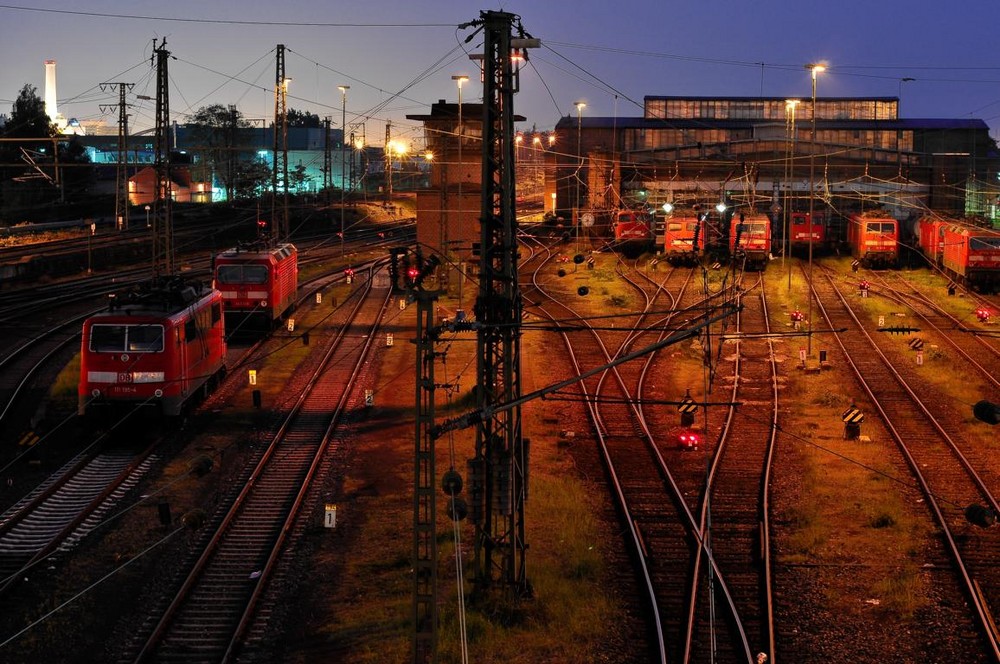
[683, 274, 778, 663]
[808, 264, 1000, 659]
[867, 270, 1000, 396]
[523, 239, 751, 663]
[0, 444, 158, 597]
[124, 264, 390, 662]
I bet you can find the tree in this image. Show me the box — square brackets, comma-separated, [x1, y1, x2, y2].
[188, 104, 252, 201]
[286, 108, 321, 128]
[288, 163, 312, 192]
[232, 159, 271, 200]
[1, 85, 57, 220]
[4, 84, 54, 139]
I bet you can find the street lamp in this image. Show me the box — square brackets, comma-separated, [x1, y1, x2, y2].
[784, 98, 800, 290]
[338, 85, 349, 256]
[806, 63, 825, 357]
[452, 74, 468, 310]
[574, 100, 586, 250]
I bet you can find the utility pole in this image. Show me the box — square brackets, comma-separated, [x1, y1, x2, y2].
[152, 39, 173, 276]
[100, 81, 133, 231]
[385, 120, 392, 204]
[226, 104, 238, 203]
[323, 116, 332, 206]
[272, 44, 288, 242]
[339, 85, 349, 255]
[469, 8, 535, 595]
[351, 121, 366, 196]
[411, 11, 537, 663]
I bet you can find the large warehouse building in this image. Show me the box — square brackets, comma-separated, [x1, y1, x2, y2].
[552, 95, 1000, 231]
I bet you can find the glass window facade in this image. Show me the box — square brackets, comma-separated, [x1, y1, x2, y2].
[645, 97, 898, 122]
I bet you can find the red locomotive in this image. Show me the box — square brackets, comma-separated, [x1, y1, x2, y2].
[788, 211, 827, 254]
[659, 210, 703, 266]
[79, 278, 227, 418]
[848, 212, 898, 268]
[914, 216, 948, 266]
[939, 221, 1000, 292]
[729, 212, 772, 270]
[612, 209, 654, 257]
[213, 242, 298, 332]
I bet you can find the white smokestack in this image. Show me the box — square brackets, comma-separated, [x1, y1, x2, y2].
[44, 59, 58, 122]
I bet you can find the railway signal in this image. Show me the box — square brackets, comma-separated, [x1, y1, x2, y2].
[389, 247, 406, 290]
[842, 402, 865, 439]
[975, 307, 991, 323]
[678, 390, 698, 426]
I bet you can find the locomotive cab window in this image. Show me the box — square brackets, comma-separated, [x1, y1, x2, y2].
[737, 222, 767, 236]
[867, 222, 895, 234]
[89, 324, 164, 353]
[971, 237, 1000, 250]
[216, 265, 269, 284]
[129, 324, 165, 352]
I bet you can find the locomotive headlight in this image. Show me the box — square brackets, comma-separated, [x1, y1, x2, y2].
[91, 389, 102, 398]
[154, 389, 164, 397]
[260, 299, 268, 307]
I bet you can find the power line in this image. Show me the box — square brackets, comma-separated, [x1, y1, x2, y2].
[0, 4, 455, 27]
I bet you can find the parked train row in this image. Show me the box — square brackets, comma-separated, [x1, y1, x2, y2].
[616, 208, 775, 271]
[78, 242, 299, 418]
[607, 205, 999, 290]
[913, 216, 1000, 292]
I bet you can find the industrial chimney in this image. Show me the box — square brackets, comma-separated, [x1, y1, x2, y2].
[44, 59, 58, 123]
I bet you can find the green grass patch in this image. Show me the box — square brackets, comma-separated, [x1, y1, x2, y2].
[871, 567, 927, 618]
[51, 354, 81, 399]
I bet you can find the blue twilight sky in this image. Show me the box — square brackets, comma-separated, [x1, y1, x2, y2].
[2, 1, 1000, 147]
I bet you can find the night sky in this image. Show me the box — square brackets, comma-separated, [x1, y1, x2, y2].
[3, 1, 1000, 145]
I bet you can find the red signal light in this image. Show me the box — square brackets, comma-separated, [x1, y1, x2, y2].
[406, 267, 420, 281]
[678, 432, 700, 450]
[975, 307, 991, 323]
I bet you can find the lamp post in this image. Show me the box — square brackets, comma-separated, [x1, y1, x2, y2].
[784, 98, 800, 290]
[806, 63, 825, 357]
[574, 100, 586, 251]
[452, 74, 468, 309]
[338, 85, 349, 256]
[532, 135, 541, 202]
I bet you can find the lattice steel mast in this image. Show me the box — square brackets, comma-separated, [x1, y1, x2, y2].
[100, 81, 133, 231]
[151, 39, 172, 276]
[469, 9, 532, 596]
[272, 44, 288, 242]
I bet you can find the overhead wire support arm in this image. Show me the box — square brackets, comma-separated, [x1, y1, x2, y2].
[432, 301, 741, 439]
